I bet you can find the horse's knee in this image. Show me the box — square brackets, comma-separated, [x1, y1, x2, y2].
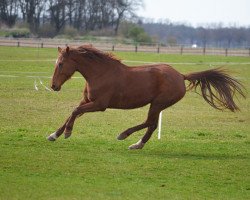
[150, 123, 158, 131]
[146, 122, 158, 131]
[72, 108, 79, 117]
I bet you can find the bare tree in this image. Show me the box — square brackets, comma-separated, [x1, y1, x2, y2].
[113, 0, 142, 35]
[18, 0, 47, 32]
[0, 0, 18, 27]
[48, 0, 67, 34]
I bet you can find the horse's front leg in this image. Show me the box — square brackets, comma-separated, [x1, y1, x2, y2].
[117, 123, 148, 140]
[47, 117, 70, 141]
[47, 114, 85, 141]
[47, 98, 88, 141]
[64, 101, 106, 138]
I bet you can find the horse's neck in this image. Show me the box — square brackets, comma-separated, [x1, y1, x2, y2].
[77, 59, 125, 82]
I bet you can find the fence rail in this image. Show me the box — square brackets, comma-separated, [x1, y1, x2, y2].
[0, 38, 249, 57]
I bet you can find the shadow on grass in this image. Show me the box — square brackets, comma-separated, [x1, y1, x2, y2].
[143, 151, 248, 160]
[123, 142, 249, 161]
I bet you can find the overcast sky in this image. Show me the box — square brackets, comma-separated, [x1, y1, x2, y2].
[137, 0, 250, 27]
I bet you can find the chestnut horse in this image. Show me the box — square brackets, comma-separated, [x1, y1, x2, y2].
[47, 45, 245, 149]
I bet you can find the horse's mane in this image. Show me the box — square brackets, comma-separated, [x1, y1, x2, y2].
[75, 45, 121, 63]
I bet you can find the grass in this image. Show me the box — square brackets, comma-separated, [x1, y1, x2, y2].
[0, 46, 249, 200]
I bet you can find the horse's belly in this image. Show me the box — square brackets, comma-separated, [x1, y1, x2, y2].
[108, 69, 160, 109]
[109, 99, 151, 109]
[108, 88, 155, 109]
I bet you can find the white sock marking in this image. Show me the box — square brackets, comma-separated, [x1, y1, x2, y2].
[49, 132, 58, 139]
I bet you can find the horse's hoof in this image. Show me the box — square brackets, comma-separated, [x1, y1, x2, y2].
[64, 131, 72, 139]
[128, 139, 145, 150]
[117, 132, 128, 140]
[47, 135, 56, 141]
[47, 132, 58, 141]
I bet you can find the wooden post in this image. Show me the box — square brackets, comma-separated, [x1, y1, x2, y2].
[203, 47, 206, 55]
[180, 46, 183, 55]
[135, 45, 138, 52]
[225, 48, 228, 56]
[17, 41, 20, 47]
[112, 45, 115, 51]
[41, 43, 43, 48]
[157, 44, 160, 53]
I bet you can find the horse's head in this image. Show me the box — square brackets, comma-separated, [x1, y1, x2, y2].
[51, 46, 77, 91]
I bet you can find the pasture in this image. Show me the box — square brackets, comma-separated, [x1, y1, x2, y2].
[0, 46, 249, 200]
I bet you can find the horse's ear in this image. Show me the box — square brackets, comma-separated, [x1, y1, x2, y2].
[58, 47, 62, 53]
[66, 46, 70, 54]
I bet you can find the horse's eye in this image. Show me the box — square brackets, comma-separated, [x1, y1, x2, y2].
[58, 63, 63, 69]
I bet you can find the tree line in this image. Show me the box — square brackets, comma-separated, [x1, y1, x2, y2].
[1, 0, 249, 48]
[142, 21, 250, 48]
[0, 0, 142, 36]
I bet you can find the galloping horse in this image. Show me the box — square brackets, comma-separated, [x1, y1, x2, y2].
[47, 45, 245, 149]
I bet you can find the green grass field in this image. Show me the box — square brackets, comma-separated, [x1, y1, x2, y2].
[0, 46, 249, 200]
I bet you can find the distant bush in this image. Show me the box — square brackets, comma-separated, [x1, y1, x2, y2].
[37, 24, 56, 38]
[88, 28, 114, 37]
[118, 21, 152, 44]
[167, 36, 177, 46]
[60, 26, 79, 38]
[0, 28, 30, 38]
[38, 24, 79, 38]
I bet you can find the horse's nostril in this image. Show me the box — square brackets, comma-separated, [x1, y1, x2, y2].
[51, 84, 58, 91]
[51, 84, 60, 91]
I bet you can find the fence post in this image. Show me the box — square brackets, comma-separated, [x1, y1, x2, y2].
[157, 44, 160, 53]
[41, 43, 43, 48]
[135, 44, 138, 52]
[180, 46, 183, 55]
[225, 48, 228, 56]
[17, 41, 20, 47]
[203, 47, 206, 55]
[249, 48, 250, 57]
[112, 45, 115, 51]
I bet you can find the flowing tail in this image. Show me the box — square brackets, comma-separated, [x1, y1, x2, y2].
[184, 68, 246, 112]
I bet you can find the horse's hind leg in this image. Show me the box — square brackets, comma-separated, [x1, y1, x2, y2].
[117, 105, 159, 140]
[128, 124, 158, 149]
[129, 104, 161, 150]
[117, 123, 148, 140]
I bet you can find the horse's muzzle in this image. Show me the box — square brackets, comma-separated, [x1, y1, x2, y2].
[51, 84, 61, 91]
